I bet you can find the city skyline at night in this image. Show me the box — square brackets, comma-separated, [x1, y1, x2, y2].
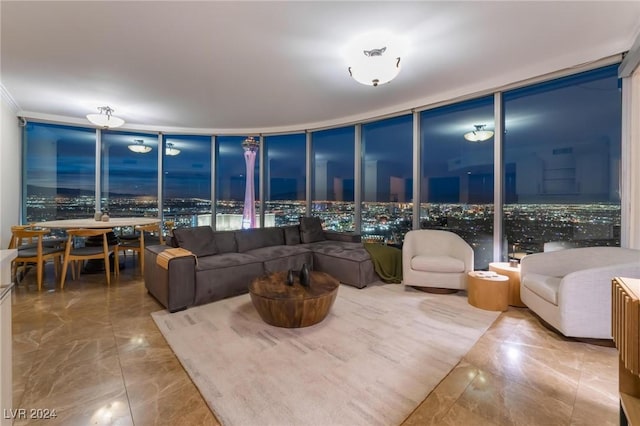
[25, 190, 620, 269]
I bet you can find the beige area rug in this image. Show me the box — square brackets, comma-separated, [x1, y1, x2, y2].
[152, 284, 500, 426]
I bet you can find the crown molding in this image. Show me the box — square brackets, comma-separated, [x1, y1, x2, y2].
[619, 26, 640, 78]
[0, 83, 20, 113]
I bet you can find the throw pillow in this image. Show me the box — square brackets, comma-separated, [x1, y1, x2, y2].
[283, 225, 301, 245]
[299, 217, 325, 243]
[173, 226, 218, 257]
[212, 231, 237, 254]
[235, 228, 284, 252]
[165, 235, 179, 248]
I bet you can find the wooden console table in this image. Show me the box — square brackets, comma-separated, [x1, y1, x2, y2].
[612, 276, 640, 425]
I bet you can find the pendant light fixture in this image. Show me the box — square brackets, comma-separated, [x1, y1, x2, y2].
[128, 139, 152, 154]
[165, 142, 180, 156]
[86, 106, 125, 128]
[464, 124, 494, 142]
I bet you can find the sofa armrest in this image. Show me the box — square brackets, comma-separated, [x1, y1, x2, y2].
[144, 245, 196, 312]
[521, 247, 640, 279]
[560, 263, 640, 303]
[556, 262, 640, 338]
[323, 230, 361, 243]
[521, 251, 576, 278]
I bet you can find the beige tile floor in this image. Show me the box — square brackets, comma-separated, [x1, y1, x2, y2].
[10, 258, 618, 425]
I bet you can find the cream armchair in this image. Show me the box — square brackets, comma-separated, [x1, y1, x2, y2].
[520, 247, 640, 339]
[402, 230, 474, 292]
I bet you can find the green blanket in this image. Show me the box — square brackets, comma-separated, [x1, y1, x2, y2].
[363, 243, 403, 284]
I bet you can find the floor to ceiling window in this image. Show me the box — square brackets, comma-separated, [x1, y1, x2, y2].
[20, 65, 622, 259]
[216, 136, 259, 230]
[101, 131, 158, 217]
[503, 65, 622, 257]
[23, 122, 96, 223]
[311, 126, 355, 232]
[361, 115, 413, 244]
[264, 134, 306, 227]
[421, 96, 495, 269]
[162, 134, 212, 229]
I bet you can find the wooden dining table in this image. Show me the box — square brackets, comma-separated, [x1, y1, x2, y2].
[32, 217, 162, 274]
[33, 217, 161, 229]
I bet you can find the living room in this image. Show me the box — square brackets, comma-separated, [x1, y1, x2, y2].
[1, 2, 640, 425]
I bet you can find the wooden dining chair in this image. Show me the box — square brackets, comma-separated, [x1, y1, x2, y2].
[60, 228, 117, 288]
[9, 224, 38, 249]
[9, 224, 66, 250]
[10, 227, 65, 290]
[115, 223, 164, 274]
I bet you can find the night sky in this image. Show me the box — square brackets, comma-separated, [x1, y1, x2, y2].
[24, 65, 621, 204]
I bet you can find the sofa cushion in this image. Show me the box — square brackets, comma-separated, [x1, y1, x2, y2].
[212, 231, 237, 254]
[245, 245, 312, 262]
[305, 242, 369, 260]
[193, 255, 264, 306]
[235, 227, 285, 253]
[299, 217, 326, 243]
[323, 230, 361, 243]
[312, 246, 376, 288]
[522, 273, 561, 305]
[196, 252, 262, 270]
[283, 225, 301, 245]
[304, 240, 363, 251]
[410, 255, 464, 273]
[245, 245, 314, 273]
[173, 226, 218, 257]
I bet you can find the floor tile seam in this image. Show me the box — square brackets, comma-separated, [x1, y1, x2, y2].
[445, 363, 501, 426]
[567, 365, 595, 424]
[445, 367, 485, 424]
[567, 388, 579, 423]
[123, 364, 219, 423]
[109, 308, 137, 425]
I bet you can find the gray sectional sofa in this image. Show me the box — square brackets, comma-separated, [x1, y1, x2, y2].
[144, 218, 378, 312]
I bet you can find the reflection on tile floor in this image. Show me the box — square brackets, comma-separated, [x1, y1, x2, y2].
[11, 260, 618, 425]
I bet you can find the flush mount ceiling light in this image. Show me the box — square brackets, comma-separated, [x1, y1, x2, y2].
[86, 106, 125, 128]
[346, 32, 402, 87]
[165, 142, 180, 156]
[128, 139, 152, 154]
[464, 124, 494, 142]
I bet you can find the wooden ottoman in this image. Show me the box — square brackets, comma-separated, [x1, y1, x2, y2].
[467, 271, 509, 312]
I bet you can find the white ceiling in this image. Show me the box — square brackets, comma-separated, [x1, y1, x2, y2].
[2, 1, 639, 134]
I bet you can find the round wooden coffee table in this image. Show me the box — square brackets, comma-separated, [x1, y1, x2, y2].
[467, 271, 509, 312]
[249, 270, 339, 328]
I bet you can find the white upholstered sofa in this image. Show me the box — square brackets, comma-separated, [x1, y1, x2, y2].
[402, 229, 474, 291]
[520, 246, 640, 339]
